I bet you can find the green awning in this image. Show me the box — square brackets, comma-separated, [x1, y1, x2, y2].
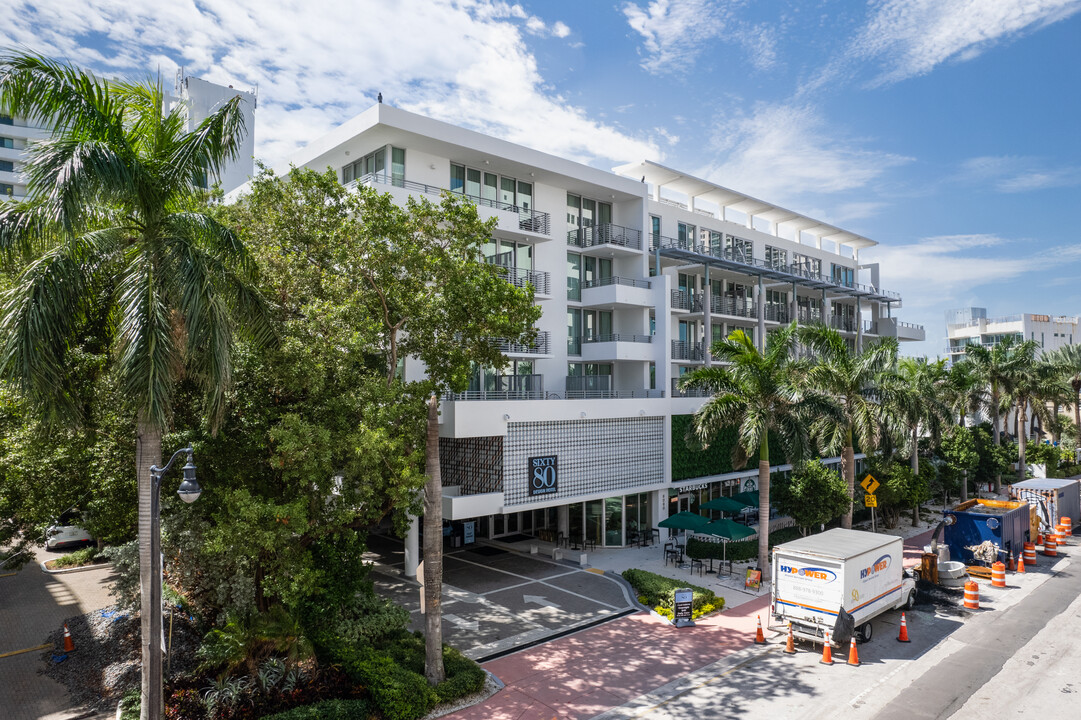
[732, 491, 760, 507]
[700, 496, 751, 514]
[657, 511, 712, 533]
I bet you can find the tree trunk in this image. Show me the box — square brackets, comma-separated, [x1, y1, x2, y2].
[960, 468, 968, 503]
[757, 433, 771, 583]
[136, 414, 162, 720]
[1073, 381, 1080, 436]
[841, 441, 854, 530]
[992, 386, 1002, 494]
[911, 426, 920, 527]
[1017, 401, 1028, 484]
[423, 395, 445, 686]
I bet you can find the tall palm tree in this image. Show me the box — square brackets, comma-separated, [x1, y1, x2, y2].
[879, 357, 950, 525]
[943, 359, 987, 427]
[1046, 344, 1081, 435]
[797, 326, 897, 529]
[680, 323, 835, 581]
[966, 337, 1040, 493]
[0, 53, 272, 719]
[1004, 353, 1057, 481]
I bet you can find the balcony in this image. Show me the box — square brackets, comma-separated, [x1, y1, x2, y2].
[879, 318, 926, 342]
[795, 307, 824, 325]
[713, 296, 757, 319]
[671, 377, 713, 399]
[494, 331, 550, 356]
[671, 289, 694, 311]
[828, 314, 858, 333]
[567, 223, 642, 254]
[764, 305, 790, 323]
[351, 173, 551, 236]
[580, 276, 652, 308]
[671, 340, 704, 362]
[564, 375, 663, 399]
[489, 263, 551, 296]
[581, 332, 653, 362]
[446, 374, 544, 401]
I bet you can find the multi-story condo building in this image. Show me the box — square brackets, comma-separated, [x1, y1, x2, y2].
[0, 71, 256, 199]
[946, 308, 1079, 363]
[267, 103, 925, 577]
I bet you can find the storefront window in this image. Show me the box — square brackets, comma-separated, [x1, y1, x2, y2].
[569, 502, 583, 541]
[586, 500, 603, 545]
[605, 497, 623, 546]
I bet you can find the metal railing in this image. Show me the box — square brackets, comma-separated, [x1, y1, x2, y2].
[492, 265, 551, 295]
[582, 333, 653, 344]
[567, 223, 643, 251]
[351, 173, 551, 235]
[494, 331, 550, 355]
[897, 320, 924, 331]
[764, 305, 789, 323]
[672, 340, 705, 361]
[446, 374, 544, 401]
[566, 375, 611, 393]
[671, 377, 713, 398]
[828, 315, 858, 333]
[671, 289, 693, 311]
[713, 296, 756, 318]
[562, 388, 666, 399]
[796, 308, 824, 325]
[582, 276, 652, 290]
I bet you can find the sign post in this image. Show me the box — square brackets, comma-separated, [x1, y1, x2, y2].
[860, 475, 879, 533]
[673, 588, 694, 628]
[417, 560, 425, 615]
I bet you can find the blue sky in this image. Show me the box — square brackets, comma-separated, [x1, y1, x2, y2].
[3, 0, 1081, 356]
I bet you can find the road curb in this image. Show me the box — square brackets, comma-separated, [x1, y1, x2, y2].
[39, 560, 115, 575]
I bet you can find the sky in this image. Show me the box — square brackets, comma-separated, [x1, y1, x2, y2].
[3, 0, 1080, 357]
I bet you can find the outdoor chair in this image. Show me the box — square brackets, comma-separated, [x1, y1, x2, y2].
[689, 558, 704, 576]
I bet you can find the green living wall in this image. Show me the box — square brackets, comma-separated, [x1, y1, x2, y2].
[671, 415, 782, 482]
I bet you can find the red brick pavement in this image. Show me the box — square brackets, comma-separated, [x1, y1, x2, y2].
[449, 529, 937, 720]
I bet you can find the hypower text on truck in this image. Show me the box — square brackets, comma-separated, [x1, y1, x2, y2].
[771, 528, 916, 645]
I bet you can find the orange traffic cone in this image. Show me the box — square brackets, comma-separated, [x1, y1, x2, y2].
[62, 624, 74, 653]
[1037, 532, 1044, 546]
[1007, 554, 1015, 572]
[783, 623, 796, 654]
[820, 632, 834, 665]
[754, 615, 766, 644]
[847, 635, 860, 666]
[897, 612, 910, 643]
[1016, 552, 1026, 574]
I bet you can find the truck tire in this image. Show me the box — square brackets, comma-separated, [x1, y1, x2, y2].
[858, 622, 873, 643]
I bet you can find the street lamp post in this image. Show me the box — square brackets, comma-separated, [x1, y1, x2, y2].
[144, 447, 201, 719]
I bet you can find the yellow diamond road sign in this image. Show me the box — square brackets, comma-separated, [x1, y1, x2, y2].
[865, 493, 877, 508]
[860, 474, 880, 495]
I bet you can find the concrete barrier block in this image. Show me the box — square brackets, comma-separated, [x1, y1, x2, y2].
[577, 553, 588, 566]
[529, 544, 539, 555]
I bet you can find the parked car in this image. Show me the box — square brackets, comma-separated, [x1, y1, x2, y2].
[45, 510, 94, 550]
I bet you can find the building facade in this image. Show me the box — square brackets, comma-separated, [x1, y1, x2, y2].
[270, 103, 925, 577]
[0, 71, 255, 200]
[945, 308, 1079, 363]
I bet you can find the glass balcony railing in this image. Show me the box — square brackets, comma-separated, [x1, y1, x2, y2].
[567, 223, 643, 251]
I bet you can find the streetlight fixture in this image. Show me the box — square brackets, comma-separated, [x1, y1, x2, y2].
[143, 447, 200, 719]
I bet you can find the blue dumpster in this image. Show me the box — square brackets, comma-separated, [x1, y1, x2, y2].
[943, 499, 1030, 565]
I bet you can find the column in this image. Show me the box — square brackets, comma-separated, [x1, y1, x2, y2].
[558, 505, 569, 538]
[856, 297, 864, 352]
[704, 264, 712, 366]
[756, 276, 766, 352]
[790, 281, 798, 325]
[404, 514, 419, 578]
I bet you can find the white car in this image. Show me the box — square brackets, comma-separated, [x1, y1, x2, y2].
[46, 511, 94, 550]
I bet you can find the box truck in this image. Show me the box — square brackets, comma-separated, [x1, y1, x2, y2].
[771, 528, 916, 645]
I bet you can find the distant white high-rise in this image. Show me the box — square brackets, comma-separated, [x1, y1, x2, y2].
[0, 72, 256, 201]
[945, 307, 1079, 363]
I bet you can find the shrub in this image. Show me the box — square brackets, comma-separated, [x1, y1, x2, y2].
[262, 698, 374, 720]
[52, 546, 101, 569]
[686, 526, 802, 563]
[621, 568, 723, 619]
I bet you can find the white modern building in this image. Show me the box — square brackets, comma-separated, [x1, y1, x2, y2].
[268, 103, 925, 576]
[0, 71, 256, 199]
[946, 308, 1079, 363]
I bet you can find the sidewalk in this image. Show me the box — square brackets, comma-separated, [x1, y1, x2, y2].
[447, 529, 934, 719]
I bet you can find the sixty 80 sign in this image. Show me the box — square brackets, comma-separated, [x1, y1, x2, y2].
[528, 455, 558, 497]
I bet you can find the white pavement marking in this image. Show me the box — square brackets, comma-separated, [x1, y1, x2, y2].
[478, 570, 579, 596]
[449, 553, 624, 610]
[443, 613, 480, 632]
[523, 594, 561, 609]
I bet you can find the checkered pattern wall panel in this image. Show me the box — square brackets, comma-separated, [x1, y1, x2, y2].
[503, 417, 664, 507]
[439, 436, 504, 494]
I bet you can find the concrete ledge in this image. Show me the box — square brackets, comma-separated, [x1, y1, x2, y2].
[39, 560, 114, 575]
[529, 544, 539, 555]
[576, 552, 588, 566]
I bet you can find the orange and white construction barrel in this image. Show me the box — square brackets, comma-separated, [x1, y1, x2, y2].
[991, 561, 1006, 588]
[963, 580, 980, 609]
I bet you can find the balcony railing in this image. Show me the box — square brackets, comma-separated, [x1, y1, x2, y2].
[672, 340, 704, 361]
[713, 296, 756, 318]
[671, 289, 693, 311]
[764, 305, 789, 323]
[898, 320, 924, 331]
[491, 265, 551, 295]
[446, 374, 544, 401]
[566, 374, 611, 394]
[796, 308, 824, 325]
[583, 276, 652, 290]
[495, 331, 550, 355]
[828, 315, 858, 333]
[567, 223, 642, 251]
[671, 377, 713, 398]
[351, 172, 551, 235]
[582, 333, 653, 344]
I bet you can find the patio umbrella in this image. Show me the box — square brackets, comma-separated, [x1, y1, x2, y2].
[732, 491, 760, 507]
[700, 496, 750, 514]
[657, 511, 712, 533]
[702, 518, 756, 565]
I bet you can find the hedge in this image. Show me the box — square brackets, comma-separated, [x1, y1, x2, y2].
[263, 699, 375, 720]
[671, 415, 783, 481]
[622, 568, 723, 620]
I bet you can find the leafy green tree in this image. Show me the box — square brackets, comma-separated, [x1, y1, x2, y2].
[865, 457, 930, 529]
[943, 360, 987, 428]
[938, 425, 978, 503]
[1046, 344, 1081, 435]
[798, 326, 897, 528]
[680, 323, 835, 581]
[0, 52, 273, 719]
[773, 460, 851, 534]
[966, 337, 1040, 493]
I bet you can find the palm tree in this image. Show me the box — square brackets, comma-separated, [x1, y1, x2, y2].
[879, 357, 950, 526]
[0, 53, 272, 719]
[798, 326, 897, 529]
[680, 323, 835, 581]
[966, 337, 1040, 493]
[1045, 344, 1081, 435]
[943, 360, 987, 427]
[1003, 353, 1057, 482]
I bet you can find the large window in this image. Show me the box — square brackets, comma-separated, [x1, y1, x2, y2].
[567, 193, 612, 228]
[567, 308, 582, 354]
[725, 235, 753, 264]
[793, 253, 821, 276]
[0, 137, 13, 149]
[678, 222, 695, 249]
[831, 263, 855, 287]
[0, 160, 12, 172]
[567, 252, 581, 301]
[765, 245, 788, 269]
[452, 164, 533, 210]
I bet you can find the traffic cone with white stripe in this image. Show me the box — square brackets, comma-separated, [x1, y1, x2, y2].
[897, 612, 910, 643]
[62, 624, 74, 653]
[820, 632, 834, 665]
[754, 615, 766, 644]
[783, 622, 796, 654]
[847, 635, 860, 666]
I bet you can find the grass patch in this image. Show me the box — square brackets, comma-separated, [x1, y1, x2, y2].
[622, 568, 723, 620]
[46, 546, 107, 570]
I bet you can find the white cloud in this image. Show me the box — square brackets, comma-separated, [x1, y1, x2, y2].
[0, 1, 653, 167]
[959, 155, 1081, 192]
[623, 0, 777, 74]
[695, 103, 912, 203]
[852, 0, 1081, 86]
